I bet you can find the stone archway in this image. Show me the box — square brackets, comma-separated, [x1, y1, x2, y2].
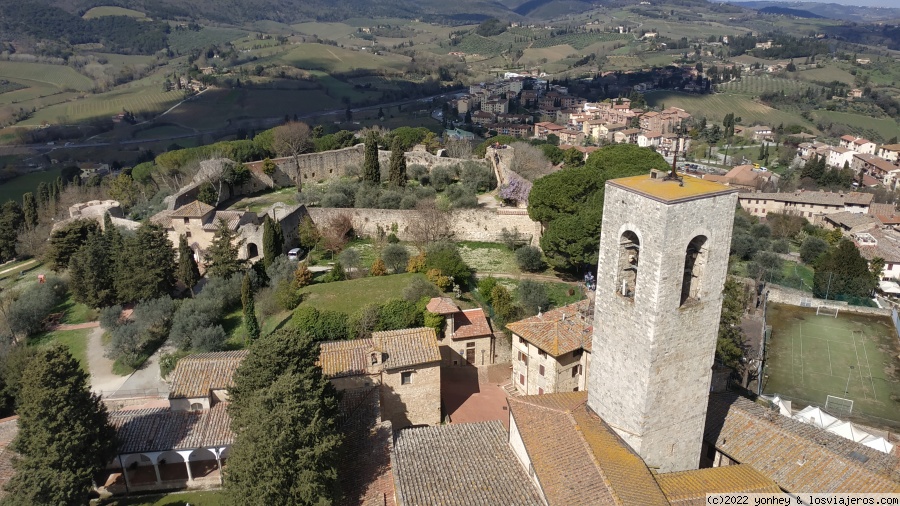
[246, 242, 259, 258]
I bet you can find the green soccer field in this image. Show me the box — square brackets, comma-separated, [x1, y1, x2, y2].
[763, 303, 900, 428]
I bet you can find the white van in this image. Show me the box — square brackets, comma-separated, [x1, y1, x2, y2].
[287, 248, 301, 261]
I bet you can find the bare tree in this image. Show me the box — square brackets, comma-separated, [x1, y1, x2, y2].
[408, 199, 453, 252]
[444, 139, 473, 159]
[321, 213, 353, 259]
[15, 223, 51, 259]
[510, 142, 554, 181]
[273, 122, 313, 181]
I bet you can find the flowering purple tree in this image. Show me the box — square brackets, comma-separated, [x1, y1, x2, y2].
[499, 174, 532, 205]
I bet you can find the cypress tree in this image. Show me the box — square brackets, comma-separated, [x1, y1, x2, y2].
[115, 223, 176, 303]
[69, 231, 117, 307]
[388, 136, 407, 188]
[363, 131, 380, 184]
[177, 234, 201, 297]
[4, 346, 117, 505]
[36, 182, 49, 207]
[242, 272, 260, 343]
[22, 192, 37, 229]
[262, 215, 283, 268]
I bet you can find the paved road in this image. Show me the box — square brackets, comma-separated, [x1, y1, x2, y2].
[87, 326, 128, 396]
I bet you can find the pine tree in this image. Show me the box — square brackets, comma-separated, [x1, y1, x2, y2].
[22, 192, 37, 230]
[177, 234, 201, 297]
[388, 136, 407, 188]
[36, 182, 50, 207]
[204, 218, 246, 279]
[225, 328, 342, 505]
[363, 131, 381, 184]
[69, 231, 117, 308]
[115, 223, 176, 303]
[292, 263, 313, 289]
[262, 215, 283, 268]
[242, 273, 260, 343]
[4, 346, 117, 505]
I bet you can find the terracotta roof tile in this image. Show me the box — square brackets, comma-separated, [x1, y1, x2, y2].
[373, 327, 441, 370]
[392, 421, 543, 506]
[506, 300, 593, 356]
[704, 393, 900, 492]
[168, 350, 248, 399]
[451, 308, 492, 340]
[169, 201, 215, 218]
[202, 211, 245, 231]
[110, 403, 234, 454]
[508, 392, 670, 505]
[319, 339, 375, 378]
[738, 191, 873, 206]
[656, 465, 782, 505]
[426, 297, 459, 315]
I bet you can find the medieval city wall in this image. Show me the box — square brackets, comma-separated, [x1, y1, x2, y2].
[306, 206, 541, 246]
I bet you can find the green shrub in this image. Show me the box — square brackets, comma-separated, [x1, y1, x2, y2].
[515, 246, 544, 272]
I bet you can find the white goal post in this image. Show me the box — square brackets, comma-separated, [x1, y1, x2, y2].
[816, 305, 839, 317]
[825, 395, 854, 416]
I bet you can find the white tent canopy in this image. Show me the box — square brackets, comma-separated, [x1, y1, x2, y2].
[827, 421, 872, 443]
[862, 436, 895, 454]
[771, 396, 792, 417]
[793, 406, 840, 430]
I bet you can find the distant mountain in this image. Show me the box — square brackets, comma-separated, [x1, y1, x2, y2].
[758, 5, 823, 18]
[728, 1, 900, 22]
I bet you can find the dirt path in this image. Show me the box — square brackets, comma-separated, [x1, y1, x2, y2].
[485, 272, 581, 285]
[86, 326, 128, 396]
[0, 259, 37, 277]
[50, 321, 99, 331]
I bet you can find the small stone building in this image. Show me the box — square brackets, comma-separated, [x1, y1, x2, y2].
[318, 327, 442, 429]
[506, 300, 593, 396]
[167, 350, 248, 411]
[426, 297, 495, 367]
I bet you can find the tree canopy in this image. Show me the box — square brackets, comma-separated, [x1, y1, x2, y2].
[204, 219, 246, 279]
[528, 144, 667, 271]
[225, 328, 342, 505]
[4, 346, 117, 505]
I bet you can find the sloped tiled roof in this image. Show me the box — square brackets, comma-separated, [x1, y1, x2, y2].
[169, 201, 215, 218]
[319, 339, 375, 378]
[507, 392, 670, 505]
[426, 297, 459, 315]
[451, 308, 492, 340]
[110, 402, 234, 454]
[506, 300, 593, 356]
[201, 211, 245, 231]
[392, 421, 543, 506]
[149, 209, 174, 227]
[656, 465, 782, 505]
[868, 203, 900, 225]
[373, 327, 441, 370]
[823, 211, 879, 230]
[168, 350, 248, 399]
[738, 191, 873, 206]
[704, 393, 900, 492]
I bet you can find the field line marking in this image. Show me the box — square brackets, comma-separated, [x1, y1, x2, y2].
[827, 341, 833, 376]
[851, 332, 867, 400]
[859, 332, 877, 401]
[799, 323, 804, 385]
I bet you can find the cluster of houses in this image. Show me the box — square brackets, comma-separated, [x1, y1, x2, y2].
[451, 77, 695, 153]
[798, 135, 900, 188]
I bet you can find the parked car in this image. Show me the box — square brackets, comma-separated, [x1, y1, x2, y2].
[287, 248, 302, 261]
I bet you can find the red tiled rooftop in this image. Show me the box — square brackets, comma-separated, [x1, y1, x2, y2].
[451, 308, 492, 340]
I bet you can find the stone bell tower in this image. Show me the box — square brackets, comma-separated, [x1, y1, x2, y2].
[587, 169, 737, 473]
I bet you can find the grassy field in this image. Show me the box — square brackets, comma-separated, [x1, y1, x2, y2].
[82, 6, 149, 19]
[167, 27, 247, 54]
[798, 65, 856, 86]
[718, 75, 821, 96]
[811, 110, 899, 143]
[0, 167, 65, 204]
[275, 44, 409, 73]
[23, 84, 181, 125]
[99, 490, 225, 506]
[763, 303, 900, 429]
[0, 61, 94, 92]
[645, 90, 813, 129]
[28, 328, 91, 373]
[300, 273, 427, 315]
[458, 241, 519, 275]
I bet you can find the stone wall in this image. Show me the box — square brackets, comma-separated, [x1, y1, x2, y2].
[306, 206, 542, 246]
[381, 363, 441, 429]
[766, 285, 891, 317]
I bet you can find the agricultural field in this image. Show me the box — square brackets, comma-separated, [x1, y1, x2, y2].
[810, 110, 900, 143]
[530, 32, 628, 51]
[645, 90, 814, 130]
[23, 85, 182, 126]
[797, 65, 856, 86]
[167, 27, 248, 54]
[718, 75, 822, 96]
[520, 46, 578, 66]
[274, 43, 410, 73]
[0, 81, 25, 94]
[605, 55, 644, 69]
[0, 61, 94, 92]
[446, 36, 506, 57]
[0, 167, 65, 204]
[82, 6, 149, 19]
[291, 22, 358, 39]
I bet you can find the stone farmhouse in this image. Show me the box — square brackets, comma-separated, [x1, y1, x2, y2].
[426, 297, 496, 367]
[506, 300, 592, 396]
[101, 350, 246, 494]
[738, 190, 873, 220]
[318, 327, 442, 429]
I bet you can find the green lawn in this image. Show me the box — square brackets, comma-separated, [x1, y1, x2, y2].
[54, 293, 98, 325]
[779, 260, 814, 293]
[300, 273, 427, 314]
[28, 328, 90, 373]
[458, 241, 519, 275]
[99, 490, 225, 506]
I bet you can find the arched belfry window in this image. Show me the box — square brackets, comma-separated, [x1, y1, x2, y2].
[680, 236, 708, 306]
[617, 231, 640, 299]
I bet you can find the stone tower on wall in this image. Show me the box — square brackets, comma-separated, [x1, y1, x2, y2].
[587, 170, 737, 473]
